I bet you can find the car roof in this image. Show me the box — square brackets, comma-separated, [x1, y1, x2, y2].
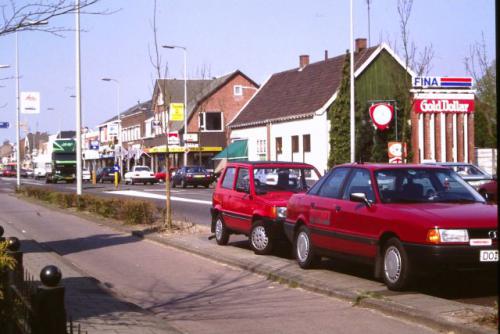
[334, 162, 450, 171]
[226, 160, 315, 168]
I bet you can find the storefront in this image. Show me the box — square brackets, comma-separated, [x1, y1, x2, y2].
[411, 77, 475, 163]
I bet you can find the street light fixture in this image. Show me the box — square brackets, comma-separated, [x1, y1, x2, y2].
[162, 44, 188, 166]
[15, 20, 48, 190]
[101, 77, 122, 176]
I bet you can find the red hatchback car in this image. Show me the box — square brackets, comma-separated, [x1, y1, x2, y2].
[211, 161, 320, 255]
[285, 163, 498, 290]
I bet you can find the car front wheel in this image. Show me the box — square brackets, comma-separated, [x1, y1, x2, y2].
[214, 215, 229, 245]
[295, 225, 319, 268]
[383, 238, 412, 291]
[250, 221, 273, 255]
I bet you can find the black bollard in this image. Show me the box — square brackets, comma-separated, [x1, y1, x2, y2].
[0, 224, 4, 243]
[6, 237, 23, 286]
[32, 265, 66, 334]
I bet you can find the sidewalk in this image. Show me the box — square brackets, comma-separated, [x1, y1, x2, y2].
[2, 190, 497, 334]
[1, 196, 182, 334]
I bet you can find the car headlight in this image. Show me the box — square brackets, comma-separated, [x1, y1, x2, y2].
[427, 228, 469, 243]
[275, 206, 287, 219]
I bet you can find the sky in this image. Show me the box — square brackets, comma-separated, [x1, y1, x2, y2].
[0, 0, 496, 144]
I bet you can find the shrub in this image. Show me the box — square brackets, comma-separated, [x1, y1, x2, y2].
[19, 186, 156, 225]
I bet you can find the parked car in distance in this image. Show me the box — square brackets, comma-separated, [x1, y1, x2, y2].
[96, 167, 121, 183]
[478, 178, 497, 203]
[285, 163, 497, 291]
[172, 166, 214, 188]
[82, 168, 91, 182]
[1, 163, 17, 177]
[154, 167, 178, 182]
[211, 161, 321, 255]
[124, 165, 157, 185]
[424, 162, 493, 190]
[20, 168, 29, 178]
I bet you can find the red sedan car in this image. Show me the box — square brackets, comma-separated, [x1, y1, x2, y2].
[478, 179, 497, 203]
[285, 163, 498, 291]
[154, 167, 178, 182]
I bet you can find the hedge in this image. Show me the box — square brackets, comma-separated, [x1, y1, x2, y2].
[17, 186, 157, 225]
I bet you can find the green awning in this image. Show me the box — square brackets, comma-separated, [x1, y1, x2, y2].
[212, 139, 248, 160]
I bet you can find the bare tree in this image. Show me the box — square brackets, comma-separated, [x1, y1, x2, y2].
[0, 0, 112, 37]
[464, 33, 496, 147]
[149, 0, 173, 230]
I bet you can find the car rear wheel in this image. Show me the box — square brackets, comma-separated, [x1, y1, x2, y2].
[250, 221, 273, 255]
[214, 215, 229, 245]
[295, 225, 319, 268]
[383, 238, 412, 291]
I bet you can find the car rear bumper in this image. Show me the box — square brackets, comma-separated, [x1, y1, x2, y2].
[183, 178, 212, 185]
[403, 242, 498, 270]
[131, 177, 157, 183]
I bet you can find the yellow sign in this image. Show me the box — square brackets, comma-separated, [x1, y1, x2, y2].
[169, 103, 184, 121]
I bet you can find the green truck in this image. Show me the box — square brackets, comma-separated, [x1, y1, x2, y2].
[46, 139, 77, 183]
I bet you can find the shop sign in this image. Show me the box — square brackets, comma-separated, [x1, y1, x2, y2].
[89, 140, 99, 150]
[169, 103, 184, 121]
[413, 76, 473, 88]
[413, 99, 474, 113]
[20, 92, 40, 114]
[184, 133, 198, 143]
[369, 103, 393, 130]
[167, 131, 180, 145]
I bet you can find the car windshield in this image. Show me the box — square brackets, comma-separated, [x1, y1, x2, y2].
[186, 166, 206, 173]
[375, 168, 485, 204]
[253, 167, 319, 193]
[135, 166, 150, 172]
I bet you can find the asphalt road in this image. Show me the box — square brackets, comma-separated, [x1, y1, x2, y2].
[2, 177, 213, 225]
[0, 188, 438, 334]
[1, 176, 497, 308]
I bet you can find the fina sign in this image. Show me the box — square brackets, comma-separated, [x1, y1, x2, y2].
[413, 76, 473, 88]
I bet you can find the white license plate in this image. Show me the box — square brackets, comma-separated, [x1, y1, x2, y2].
[480, 250, 498, 262]
[194, 175, 204, 178]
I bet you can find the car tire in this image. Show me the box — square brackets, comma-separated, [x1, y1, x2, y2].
[383, 238, 412, 291]
[250, 221, 273, 255]
[214, 215, 230, 245]
[194, 184, 198, 188]
[172, 180, 176, 188]
[295, 225, 320, 269]
[204, 183, 210, 188]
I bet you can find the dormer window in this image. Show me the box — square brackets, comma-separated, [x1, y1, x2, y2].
[233, 85, 243, 96]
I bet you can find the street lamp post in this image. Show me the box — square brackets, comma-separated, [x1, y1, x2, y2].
[101, 78, 122, 176]
[15, 20, 48, 190]
[162, 45, 187, 166]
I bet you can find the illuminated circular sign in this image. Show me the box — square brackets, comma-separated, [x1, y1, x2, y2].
[369, 103, 394, 130]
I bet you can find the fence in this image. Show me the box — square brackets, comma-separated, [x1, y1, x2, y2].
[0, 226, 87, 334]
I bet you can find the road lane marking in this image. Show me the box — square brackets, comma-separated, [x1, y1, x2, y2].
[107, 190, 212, 205]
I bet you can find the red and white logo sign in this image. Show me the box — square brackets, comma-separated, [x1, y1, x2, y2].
[413, 99, 474, 113]
[167, 131, 180, 145]
[369, 103, 394, 130]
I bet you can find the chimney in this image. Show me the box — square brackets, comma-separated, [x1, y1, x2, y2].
[355, 38, 367, 52]
[324, 50, 329, 61]
[299, 55, 309, 69]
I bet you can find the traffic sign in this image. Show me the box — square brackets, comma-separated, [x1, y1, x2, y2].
[0, 121, 9, 129]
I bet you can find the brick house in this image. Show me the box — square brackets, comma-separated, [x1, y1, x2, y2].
[148, 70, 258, 171]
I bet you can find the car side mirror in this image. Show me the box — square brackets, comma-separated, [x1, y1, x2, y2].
[350, 192, 372, 207]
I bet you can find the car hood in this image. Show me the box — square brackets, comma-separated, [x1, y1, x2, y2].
[386, 203, 497, 229]
[258, 191, 298, 206]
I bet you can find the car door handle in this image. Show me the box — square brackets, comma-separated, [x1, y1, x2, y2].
[335, 205, 341, 212]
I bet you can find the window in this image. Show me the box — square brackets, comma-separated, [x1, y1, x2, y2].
[235, 168, 250, 192]
[199, 112, 223, 131]
[221, 167, 236, 189]
[275, 137, 282, 155]
[292, 136, 299, 153]
[318, 168, 350, 198]
[303, 134, 311, 152]
[233, 85, 243, 96]
[342, 168, 375, 202]
[257, 139, 266, 154]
